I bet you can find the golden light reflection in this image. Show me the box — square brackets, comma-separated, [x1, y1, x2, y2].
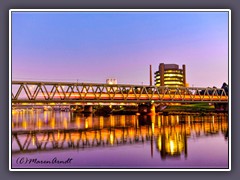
[85, 119, 89, 129]
[100, 116, 104, 129]
[76, 117, 81, 128]
[157, 118, 161, 129]
[37, 119, 42, 129]
[129, 128, 134, 138]
[170, 115, 175, 124]
[57, 131, 60, 140]
[110, 115, 114, 127]
[151, 121, 155, 134]
[32, 136, 35, 146]
[120, 115, 125, 127]
[12, 110, 17, 115]
[22, 120, 27, 129]
[95, 131, 101, 140]
[50, 117, 55, 129]
[169, 140, 175, 154]
[164, 133, 184, 156]
[110, 132, 114, 145]
[12, 112, 228, 159]
[63, 117, 68, 129]
[44, 111, 48, 121]
[157, 137, 162, 151]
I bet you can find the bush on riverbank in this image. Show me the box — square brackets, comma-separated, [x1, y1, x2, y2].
[162, 103, 214, 112]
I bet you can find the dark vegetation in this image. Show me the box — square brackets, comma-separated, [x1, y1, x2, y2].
[199, 82, 228, 95]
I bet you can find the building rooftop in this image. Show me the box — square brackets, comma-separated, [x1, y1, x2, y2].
[161, 64, 179, 70]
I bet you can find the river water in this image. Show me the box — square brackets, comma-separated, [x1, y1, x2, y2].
[11, 110, 229, 169]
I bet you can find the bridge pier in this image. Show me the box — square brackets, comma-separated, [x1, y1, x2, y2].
[70, 105, 83, 112]
[138, 104, 148, 114]
[83, 105, 93, 113]
[138, 103, 156, 115]
[214, 103, 228, 112]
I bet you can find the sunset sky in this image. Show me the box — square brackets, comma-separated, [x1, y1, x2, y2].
[11, 10, 229, 88]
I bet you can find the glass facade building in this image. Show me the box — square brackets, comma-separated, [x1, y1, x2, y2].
[154, 63, 186, 87]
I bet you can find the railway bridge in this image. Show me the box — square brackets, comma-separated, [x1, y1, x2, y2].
[12, 81, 229, 112]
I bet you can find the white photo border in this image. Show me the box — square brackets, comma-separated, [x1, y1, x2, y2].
[9, 9, 231, 171]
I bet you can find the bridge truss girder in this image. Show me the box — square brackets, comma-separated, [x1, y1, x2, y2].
[12, 81, 228, 104]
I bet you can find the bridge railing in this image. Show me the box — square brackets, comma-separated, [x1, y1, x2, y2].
[12, 81, 228, 103]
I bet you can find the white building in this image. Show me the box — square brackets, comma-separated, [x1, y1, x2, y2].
[106, 78, 117, 85]
[106, 78, 117, 91]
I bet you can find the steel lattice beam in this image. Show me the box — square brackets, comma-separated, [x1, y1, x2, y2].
[12, 81, 228, 104]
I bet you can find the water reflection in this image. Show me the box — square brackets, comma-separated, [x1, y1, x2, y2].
[12, 110, 228, 160]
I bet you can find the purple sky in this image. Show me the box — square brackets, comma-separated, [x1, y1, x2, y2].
[12, 11, 229, 88]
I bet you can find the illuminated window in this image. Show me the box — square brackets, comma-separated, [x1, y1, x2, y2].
[164, 78, 183, 81]
[165, 81, 183, 85]
[164, 74, 183, 77]
[165, 70, 182, 73]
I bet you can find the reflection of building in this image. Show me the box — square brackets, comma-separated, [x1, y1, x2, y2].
[154, 63, 186, 87]
[156, 131, 187, 159]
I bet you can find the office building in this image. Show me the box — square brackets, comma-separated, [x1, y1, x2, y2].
[154, 63, 186, 87]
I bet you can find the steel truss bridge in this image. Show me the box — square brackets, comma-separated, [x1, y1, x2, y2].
[12, 81, 228, 104]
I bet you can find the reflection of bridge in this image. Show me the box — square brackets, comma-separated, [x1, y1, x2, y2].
[12, 81, 228, 105]
[12, 127, 154, 153]
[12, 117, 228, 159]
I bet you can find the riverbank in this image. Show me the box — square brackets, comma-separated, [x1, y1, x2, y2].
[78, 103, 228, 116]
[158, 103, 227, 115]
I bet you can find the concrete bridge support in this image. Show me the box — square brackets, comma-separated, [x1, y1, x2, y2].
[138, 104, 148, 114]
[70, 105, 75, 110]
[214, 103, 228, 111]
[70, 105, 83, 111]
[138, 103, 156, 115]
[83, 105, 93, 113]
